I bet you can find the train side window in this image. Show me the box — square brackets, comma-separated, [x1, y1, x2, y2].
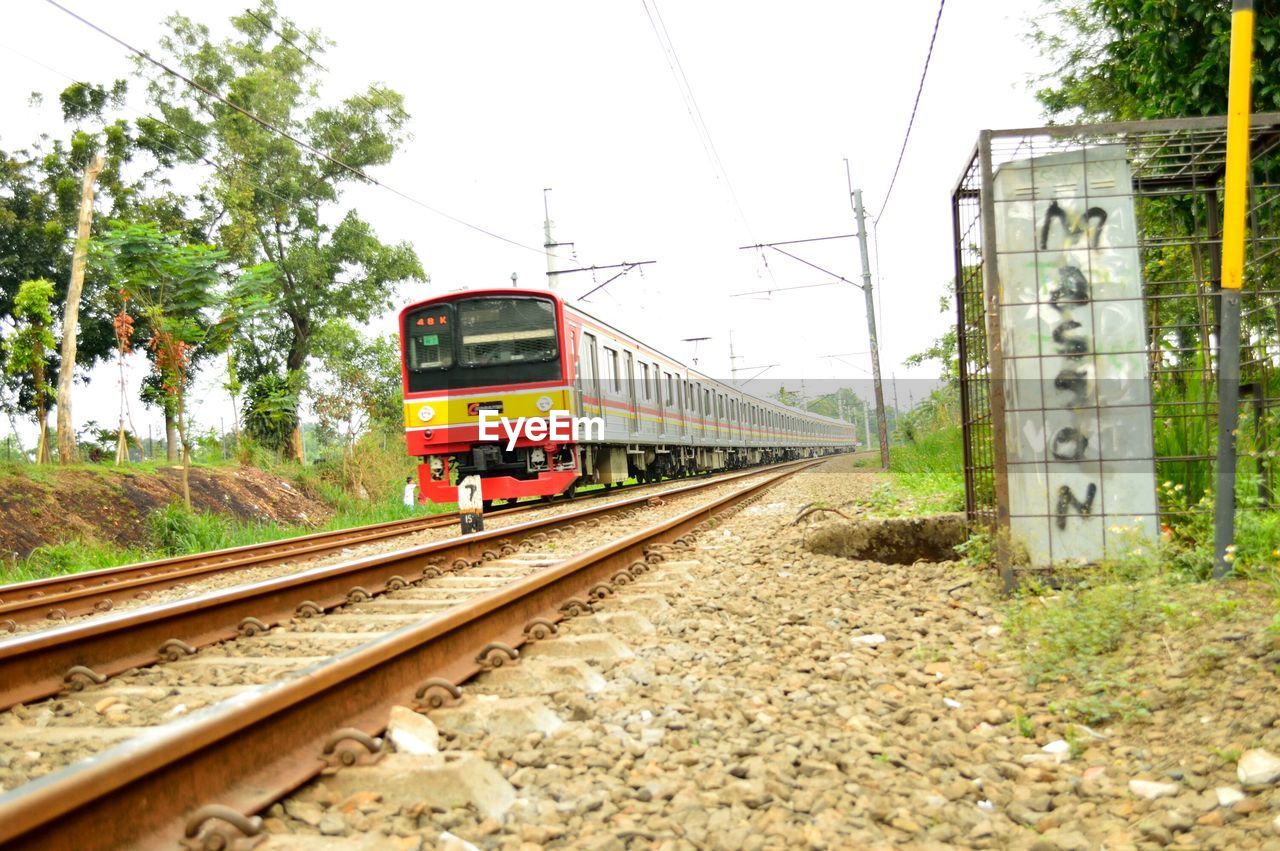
[604, 347, 620, 394]
[664, 372, 674, 406]
[581, 333, 596, 384]
[640, 363, 651, 401]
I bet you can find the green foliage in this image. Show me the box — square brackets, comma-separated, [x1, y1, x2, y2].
[4, 279, 58, 461]
[955, 531, 994, 570]
[310, 322, 403, 436]
[146, 502, 232, 555]
[887, 424, 966, 513]
[903, 284, 960, 386]
[5, 279, 57, 387]
[5, 538, 149, 583]
[141, 1, 425, 439]
[243, 372, 301, 454]
[1031, 0, 1280, 121]
[1, 486, 451, 584]
[770, 386, 803, 407]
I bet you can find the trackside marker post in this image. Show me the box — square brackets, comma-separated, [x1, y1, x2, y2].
[1215, 0, 1254, 579]
[458, 475, 483, 534]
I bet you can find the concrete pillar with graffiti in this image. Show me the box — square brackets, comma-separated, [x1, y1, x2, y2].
[992, 146, 1159, 565]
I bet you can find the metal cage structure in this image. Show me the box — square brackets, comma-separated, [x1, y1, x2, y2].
[952, 113, 1280, 582]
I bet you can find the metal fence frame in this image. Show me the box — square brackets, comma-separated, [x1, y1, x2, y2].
[952, 113, 1280, 584]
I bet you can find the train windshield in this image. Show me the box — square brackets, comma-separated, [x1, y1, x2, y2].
[405, 305, 454, 370]
[457, 298, 558, 367]
[403, 296, 562, 392]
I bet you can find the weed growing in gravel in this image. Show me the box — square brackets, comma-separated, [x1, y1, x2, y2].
[1004, 523, 1277, 725]
[1011, 710, 1034, 738]
[955, 532, 993, 570]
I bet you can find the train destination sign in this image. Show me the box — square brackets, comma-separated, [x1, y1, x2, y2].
[992, 145, 1159, 565]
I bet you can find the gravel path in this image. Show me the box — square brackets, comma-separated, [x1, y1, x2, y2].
[259, 457, 1280, 850]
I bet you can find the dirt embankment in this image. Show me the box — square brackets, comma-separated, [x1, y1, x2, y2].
[0, 466, 333, 559]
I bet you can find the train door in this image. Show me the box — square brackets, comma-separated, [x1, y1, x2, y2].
[652, 366, 665, 436]
[624, 350, 638, 433]
[579, 332, 602, 420]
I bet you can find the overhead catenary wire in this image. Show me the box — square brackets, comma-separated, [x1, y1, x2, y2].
[638, 0, 777, 285]
[874, 0, 946, 225]
[43, 0, 547, 255]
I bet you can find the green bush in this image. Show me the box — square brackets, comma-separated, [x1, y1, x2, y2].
[146, 502, 232, 555]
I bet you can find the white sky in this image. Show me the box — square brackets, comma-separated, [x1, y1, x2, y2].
[1, 0, 1053, 446]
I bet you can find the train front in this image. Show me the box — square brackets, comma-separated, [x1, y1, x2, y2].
[399, 289, 580, 505]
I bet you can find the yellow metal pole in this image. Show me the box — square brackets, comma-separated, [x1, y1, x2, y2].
[1214, 0, 1254, 579]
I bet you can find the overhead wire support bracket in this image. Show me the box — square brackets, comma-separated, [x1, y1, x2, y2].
[736, 241, 862, 290]
[547, 260, 656, 301]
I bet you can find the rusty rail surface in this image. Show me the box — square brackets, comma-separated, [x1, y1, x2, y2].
[0, 464, 783, 629]
[0, 459, 815, 711]
[0, 459, 810, 851]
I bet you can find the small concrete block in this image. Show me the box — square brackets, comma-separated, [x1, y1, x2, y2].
[429, 695, 563, 738]
[386, 704, 439, 755]
[479, 658, 608, 695]
[520, 633, 635, 664]
[575, 611, 656, 635]
[324, 753, 515, 820]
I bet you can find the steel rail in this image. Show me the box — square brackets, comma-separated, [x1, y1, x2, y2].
[0, 459, 814, 711]
[0, 460, 808, 851]
[0, 465, 750, 628]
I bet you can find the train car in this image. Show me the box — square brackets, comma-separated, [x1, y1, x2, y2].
[399, 287, 856, 505]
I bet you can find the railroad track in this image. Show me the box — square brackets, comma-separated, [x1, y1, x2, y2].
[0, 464, 785, 631]
[0, 458, 819, 851]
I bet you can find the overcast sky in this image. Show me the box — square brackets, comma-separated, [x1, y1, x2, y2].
[1, 0, 1054, 446]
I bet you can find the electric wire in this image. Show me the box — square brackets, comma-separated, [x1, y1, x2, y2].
[638, 0, 777, 285]
[0, 42, 308, 218]
[43, 0, 547, 255]
[875, 0, 946, 225]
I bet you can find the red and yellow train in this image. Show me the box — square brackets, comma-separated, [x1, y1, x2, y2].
[399, 288, 855, 505]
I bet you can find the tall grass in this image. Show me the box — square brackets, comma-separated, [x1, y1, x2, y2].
[888, 424, 967, 513]
[0, 496, 454, 585]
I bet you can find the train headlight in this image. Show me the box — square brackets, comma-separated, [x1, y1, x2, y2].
[417, 405, 436, 423]
[536, 395, 553, 412]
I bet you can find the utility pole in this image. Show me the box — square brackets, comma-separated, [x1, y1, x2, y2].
[1214, 0, 1255, 578]
[543, 188, 571, 291]
[848, 163, 890, 469]
[56, 155, 104, 464]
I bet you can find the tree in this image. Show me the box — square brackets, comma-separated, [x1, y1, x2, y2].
[770, 386, 803, 407]
[92, 221, 272, 505]
[310, 322, 402, 493]
[4, 280, 57, 463]
[2, 80, 193, 456]
[903, 285, 959, 387]
[139, 1, 425, 459]
[1030, 0, 1280, 121]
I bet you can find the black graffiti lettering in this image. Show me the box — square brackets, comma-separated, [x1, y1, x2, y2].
[1054, 366, 1090, 407]
[1052, 320, 1088, 357]
[1050, 266, 1090, 311]
[1050, 427, 1089, 461]
[1040, 200, 1109, 250]
[1055, 483, 1098, 530]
